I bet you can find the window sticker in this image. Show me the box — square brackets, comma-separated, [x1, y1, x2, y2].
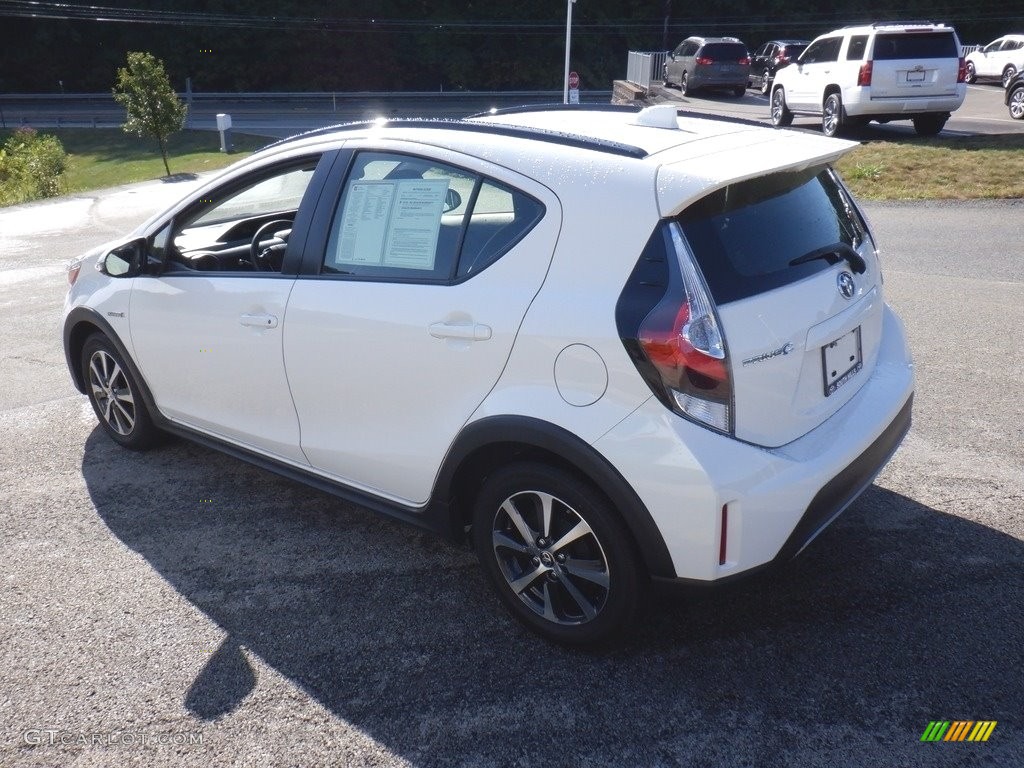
[333, 178, 449, 271]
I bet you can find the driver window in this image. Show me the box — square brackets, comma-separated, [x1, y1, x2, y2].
[167, 157, 320, 274]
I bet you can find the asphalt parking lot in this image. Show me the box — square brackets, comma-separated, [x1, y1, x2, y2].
[1, 180, 1022, 764]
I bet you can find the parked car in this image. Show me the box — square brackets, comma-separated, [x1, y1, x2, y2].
[63, 104, 913, 646]
[771, 21, 967, 137]
[1006, 70, 1024, 118]
[749, 39, 810, 95]
[663, 36, 750, 96]
[965, 34, 1024, 87]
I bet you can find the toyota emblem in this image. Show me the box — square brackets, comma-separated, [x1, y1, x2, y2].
[837, 271, 855, 299]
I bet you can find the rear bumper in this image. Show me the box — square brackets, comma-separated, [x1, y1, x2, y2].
[594, 304, 914, 581]
[845, 88, 965, 117]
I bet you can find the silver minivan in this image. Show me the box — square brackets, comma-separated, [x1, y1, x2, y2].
[663, 36, 750, 97]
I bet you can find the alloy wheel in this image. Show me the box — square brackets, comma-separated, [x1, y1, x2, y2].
[490, 489, 610, 626]
[88, 349, 136, 436]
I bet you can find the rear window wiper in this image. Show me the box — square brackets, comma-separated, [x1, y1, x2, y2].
[789, 242, 866, 274]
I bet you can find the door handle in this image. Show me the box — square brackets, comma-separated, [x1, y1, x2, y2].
[428, 322, 492, 341]
[239, 313, 279, 329]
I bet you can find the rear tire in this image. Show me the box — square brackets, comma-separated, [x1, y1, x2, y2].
[912, 114, 948, 136]
[770, 86, 793, 127]
[472, 463, 644, 646]
[965, 61, 977, 84]
[822, 93, 843, 137]
[81, 334, 161, 450]
[681, 71, 692, 96]
[732, 86, 746, 98]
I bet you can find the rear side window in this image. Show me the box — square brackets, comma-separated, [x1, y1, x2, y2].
[873, 32, 959, 60]
[322, 151, 542, 282]
[676, 167, 867, 305]
[700, 43, 748, 60]
[846, 36, 868, 60]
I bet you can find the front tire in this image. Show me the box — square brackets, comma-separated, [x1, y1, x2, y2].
[1002, 65, 1018, 89]
[770, 86, 793, 127]
[472, 463, 643, 646]
[81, 334, 160, 450]
[912, 113, 948, 136]
[1009, 86, 1024, 120]
[680, 71, 692, 96]
[965, 61, 977, 84]
[759, 69, 771, 96]
[822, 93, 843, 137]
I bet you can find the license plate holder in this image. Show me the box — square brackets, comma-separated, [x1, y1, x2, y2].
[822, 326, 863, 396]
[906, 70, 926, 82]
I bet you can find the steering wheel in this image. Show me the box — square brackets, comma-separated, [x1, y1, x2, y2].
[249, 219, 293, 271]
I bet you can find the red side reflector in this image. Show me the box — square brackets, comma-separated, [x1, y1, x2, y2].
[719, 504, 729, 565]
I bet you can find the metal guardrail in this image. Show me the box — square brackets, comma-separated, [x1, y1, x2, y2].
[626, 51, 667, 91]
[0, 90, 614, 130]
[961, 45, 981, 55]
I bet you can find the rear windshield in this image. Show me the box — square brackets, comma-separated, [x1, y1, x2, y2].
[873, 32, 959, 60]
[676, 167, 867, 305]
[700, 43, 748, 60]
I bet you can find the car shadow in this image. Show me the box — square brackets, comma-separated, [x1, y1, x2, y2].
[83, 428, 1024, 762]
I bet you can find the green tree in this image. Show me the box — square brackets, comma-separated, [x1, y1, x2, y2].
[112, 51, 187, 177]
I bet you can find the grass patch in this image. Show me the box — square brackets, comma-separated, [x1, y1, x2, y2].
[0, 128, 267, 201]
[835, 134, 1024, 200]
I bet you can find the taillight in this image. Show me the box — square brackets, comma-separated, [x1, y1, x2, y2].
[777, 55, 789, 64]
[632, 223, 732, 434]
[857, 60, 873, 86]
[67, 261, 82, 286]
[695, 56, 714, 66]
[957, 57, 967, 83]
[738, 57, 750, 66]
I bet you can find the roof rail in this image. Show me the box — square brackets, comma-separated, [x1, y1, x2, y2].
[260, 111, 649, 159]
[870, 20, 944, 28]
[476, 102, 768, 131]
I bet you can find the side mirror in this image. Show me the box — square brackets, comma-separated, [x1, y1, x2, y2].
[98, 238, 146, 278]
[444, 188, 462, 213]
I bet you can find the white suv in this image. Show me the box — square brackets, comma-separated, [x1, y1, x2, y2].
[63, 105, 914, 645]
[771, 22, 967, 137]
[965, 34, 1024, 87]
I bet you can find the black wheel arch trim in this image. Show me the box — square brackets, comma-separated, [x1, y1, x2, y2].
[64, 308, 160, 413]
[429, 415, 677, 579]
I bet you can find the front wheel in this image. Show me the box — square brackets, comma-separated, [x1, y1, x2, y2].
[1002, 65, 1018, 89]
[759, 70, 771, 96]
[81, 334, 161, 450]
[912, 114, 948, 136]
[1008, 86, 1024, 119]
[680, 71, 692, 96]
[822, 93, 843, 137]
[770, 86, 793, 127]
[965, 61, 977, 84]
[472, 463, 644, 646]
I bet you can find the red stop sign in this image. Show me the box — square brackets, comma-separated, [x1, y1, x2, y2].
[568, 71, 580, 89]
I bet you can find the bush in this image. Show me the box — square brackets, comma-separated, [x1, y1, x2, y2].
[0, 128, 68, 205]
